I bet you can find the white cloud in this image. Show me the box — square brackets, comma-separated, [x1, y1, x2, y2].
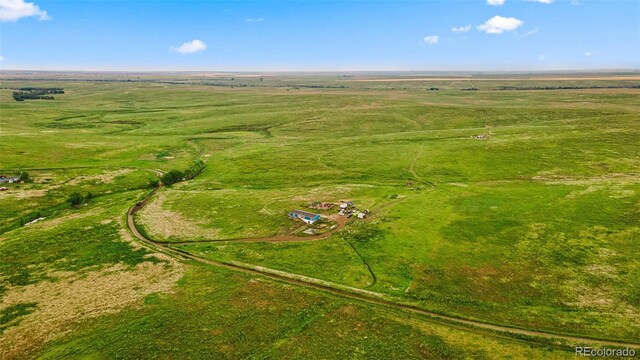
[245, 17, 264, 22]
[423, 35, 439, 44]
[525, 0, 554, 3]
[0, 0, 50, 22]
[585, 51, 592, 56]
[170, 39, 207, 55]
[520, 27, 539, 37]
[477, 16, 523, 34]
[452, 25, 471, 33]
[487, 0, 506, 5]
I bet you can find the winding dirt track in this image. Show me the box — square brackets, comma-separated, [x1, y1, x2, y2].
[164, 215, 348, 245]
[127, 190, 640, 349]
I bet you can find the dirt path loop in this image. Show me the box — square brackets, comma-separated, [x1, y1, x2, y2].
[127, 190, 640, 349]
[164, 215, 348, 246]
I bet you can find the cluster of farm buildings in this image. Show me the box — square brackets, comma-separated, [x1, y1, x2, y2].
[288, 201, 369, 224]
[0, 176, 21, 184]
[0, 175, 22, 191]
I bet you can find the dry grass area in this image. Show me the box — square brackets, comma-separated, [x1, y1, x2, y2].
[25, 208, 101, 231]
[0, 253, 184, 359]
[65, 168, 133, 186]
[137, 191, 220, 240]
[0, 189, 47, 199]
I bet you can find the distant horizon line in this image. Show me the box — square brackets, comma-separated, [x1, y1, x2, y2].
[1, 68, 639, 75]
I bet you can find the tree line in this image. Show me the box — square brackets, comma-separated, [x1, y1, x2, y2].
[150, 159, 207, 187]
[497, 85, 640, 91]
[13, 87, 65, 101]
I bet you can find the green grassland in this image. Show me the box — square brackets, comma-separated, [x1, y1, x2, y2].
[37, 263, 579, 360]
[1, 73, 638, 357]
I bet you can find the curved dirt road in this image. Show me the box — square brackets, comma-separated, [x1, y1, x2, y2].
[164, 215, 348, 245]
[127, 190, 640, 350]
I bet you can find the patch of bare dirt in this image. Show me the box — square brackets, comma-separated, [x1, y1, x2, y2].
[0, 256, 184, 359]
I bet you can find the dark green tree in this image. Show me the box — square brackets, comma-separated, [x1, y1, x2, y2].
[18, 171, 32, 183]
[68, 192, 84, 206]
[161, 170, 184, 186]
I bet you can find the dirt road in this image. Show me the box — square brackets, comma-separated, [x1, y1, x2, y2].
[127, 190, 640, 350]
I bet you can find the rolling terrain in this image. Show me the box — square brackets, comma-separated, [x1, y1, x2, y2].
[1, 72, 639, 358]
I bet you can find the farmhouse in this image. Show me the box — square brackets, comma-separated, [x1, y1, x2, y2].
[289, 209, 321, 224]
[0, 176, 20, 184]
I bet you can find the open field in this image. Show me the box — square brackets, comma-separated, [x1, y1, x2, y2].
[1, 72, 639, 357]
[347, 75, 640, 81]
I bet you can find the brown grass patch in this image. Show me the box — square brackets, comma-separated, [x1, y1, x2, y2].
[137, 191, 220, 240]
[338, 304, 360, 316]
[219, 343, 236, 353]
[0, 257, 184, 359]
[255, 300, 269, 309]
[27, 208, 101, 231]
[65, 169, 133, 186]
[0, 189, 47, 199]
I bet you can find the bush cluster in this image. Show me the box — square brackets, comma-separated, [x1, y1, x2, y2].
[67, 192, 93, 206]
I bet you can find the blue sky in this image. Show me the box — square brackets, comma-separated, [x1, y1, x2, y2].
[1, 0, 638, 71]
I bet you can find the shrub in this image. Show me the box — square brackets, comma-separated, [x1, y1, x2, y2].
[68, 192, 84, 206]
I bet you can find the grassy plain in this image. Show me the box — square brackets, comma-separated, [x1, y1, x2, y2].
[0, 72, 638, 357]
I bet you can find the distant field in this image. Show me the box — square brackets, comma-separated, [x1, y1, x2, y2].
[1, 72, 638, 358]
[348, 75, 640, 81]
